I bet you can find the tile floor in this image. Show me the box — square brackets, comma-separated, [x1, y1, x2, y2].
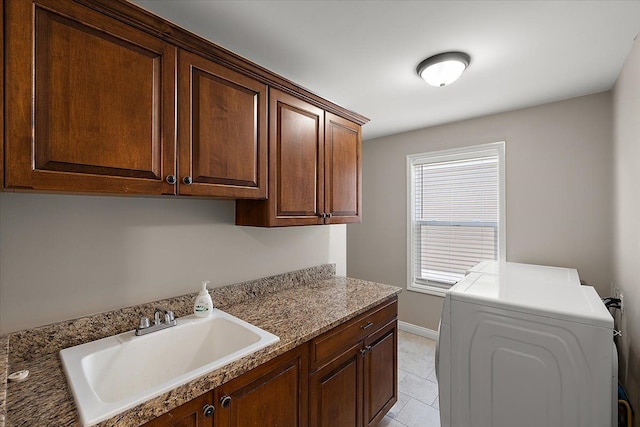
[379, 330, 440, 427]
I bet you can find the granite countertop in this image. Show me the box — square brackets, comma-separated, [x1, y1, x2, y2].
[0, 266, 401, 427]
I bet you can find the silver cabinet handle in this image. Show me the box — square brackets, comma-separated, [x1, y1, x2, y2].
[361, 321, 374, 330]
[220, 395, 232, 408]
[202, 404, 215, 417]
[360, 345, 372, 356]
[166, 175, 176, 185]
[183, 176, 193, 185]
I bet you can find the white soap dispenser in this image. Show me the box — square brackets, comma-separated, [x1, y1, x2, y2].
[194, 280, 214, 317]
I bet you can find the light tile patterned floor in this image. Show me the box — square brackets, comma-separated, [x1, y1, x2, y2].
[380, 330, 440, 427]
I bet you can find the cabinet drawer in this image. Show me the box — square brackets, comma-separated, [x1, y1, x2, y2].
[310, 298, 397, 370]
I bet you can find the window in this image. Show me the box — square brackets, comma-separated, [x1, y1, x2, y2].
[407, 142, 505, 296]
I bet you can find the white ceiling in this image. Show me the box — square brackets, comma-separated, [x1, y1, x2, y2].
[132, 1, 640, 141]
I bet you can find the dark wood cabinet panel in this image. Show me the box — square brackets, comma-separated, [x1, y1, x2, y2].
[276, 99, 324, 218]
[236, 88, 325, 226]
[309, 298, 398, 427]
[215, 345, 308, 427]
[309, 344, 363, 427]
[178, 50, 267, 198]
[324, 113, 362, 224]
[144, 392, 214, 427]
[5, 0, 176, 194]
[236, 90, 362, 227]
[310, 299, 397, 370]
[363, 321, 398, 426]
[4, 0, 366, 200]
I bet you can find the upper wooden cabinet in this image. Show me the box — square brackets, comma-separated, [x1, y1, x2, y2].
[5, 0, 177, 194]
[324, 112, 362, 224]
[236, 90, 325, 226]
[236, 89, 362, 226]
[178, 50, 267, 198]
[3, 0, 367, 205]
[4, 0, 268, 198]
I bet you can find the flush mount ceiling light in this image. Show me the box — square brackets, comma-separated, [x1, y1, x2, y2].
[417, 52, 471, 87]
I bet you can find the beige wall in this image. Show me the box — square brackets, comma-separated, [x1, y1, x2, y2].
[613, 36, 640, 422]
[0, 193, 346, 334]
[347, 92, 613, 330]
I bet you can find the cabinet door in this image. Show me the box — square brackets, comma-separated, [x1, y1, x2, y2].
[324, 112, 362, 224]
[178, 50, 267, 198]
[309, 344, 363, 427]
[5, 0, 176, 194]
[363, 320, 398, 427]
[215, 345, 308, 427]
[263, 88, 326, 226]
[144, 392, 214, 427]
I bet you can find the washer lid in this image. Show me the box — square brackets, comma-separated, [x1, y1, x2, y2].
[449, 272, 613, 328]
[466, 261, 580, 286]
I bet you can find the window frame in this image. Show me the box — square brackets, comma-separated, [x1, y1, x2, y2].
[406, 141, 506, 297]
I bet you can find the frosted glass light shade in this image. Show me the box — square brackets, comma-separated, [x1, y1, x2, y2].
[417, 52, 470, 87]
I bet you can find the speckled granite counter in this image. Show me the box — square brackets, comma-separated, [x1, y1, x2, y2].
[0, 336, 8, 427]
[1, 265, 400, 427]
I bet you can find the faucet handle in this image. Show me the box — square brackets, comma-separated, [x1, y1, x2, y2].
[138, 316, 150, 330]
[165, 311, 175, 323]
[154, 308, 164, 325]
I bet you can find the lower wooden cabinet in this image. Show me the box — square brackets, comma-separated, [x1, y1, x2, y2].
[309, 300, 398, 427]
[309, 343, 363, 427]
[143, 298, 397, 427]
[144, 392, 214, 427]
[214, 344, 308, 427]
[363, 321, 398, 426]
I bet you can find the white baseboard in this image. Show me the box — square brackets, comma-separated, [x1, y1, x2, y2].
[398, 321, 439, 340]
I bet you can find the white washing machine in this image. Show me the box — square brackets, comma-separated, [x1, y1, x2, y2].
[466, 260, 581, 286]
[437, 261, 617, 427]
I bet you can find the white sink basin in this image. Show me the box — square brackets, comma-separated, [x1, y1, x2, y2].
[60, 309, 279, 426]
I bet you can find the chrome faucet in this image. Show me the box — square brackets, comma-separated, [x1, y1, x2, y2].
[135, 307, 177, 336]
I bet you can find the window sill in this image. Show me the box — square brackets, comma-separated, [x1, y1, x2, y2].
[407, 283, 447, 298]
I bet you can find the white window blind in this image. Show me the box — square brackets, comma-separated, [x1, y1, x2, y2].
[407, 143, 505, 295]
